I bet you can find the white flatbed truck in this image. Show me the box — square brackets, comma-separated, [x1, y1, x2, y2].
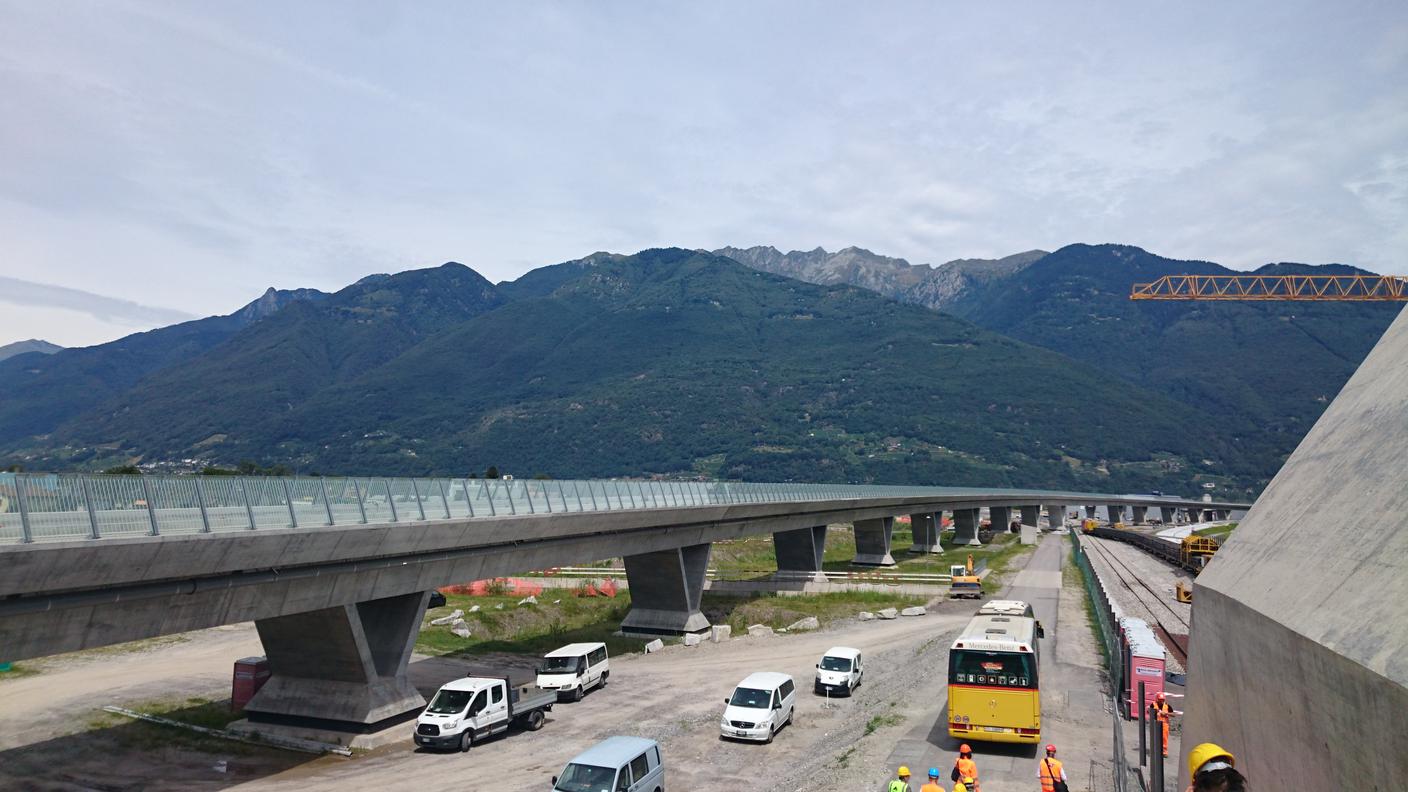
[413, 675, 555, 752]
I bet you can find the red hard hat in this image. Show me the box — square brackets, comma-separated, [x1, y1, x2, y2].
[959, 743, 971, 753]
[1046, 744, 1057, 753]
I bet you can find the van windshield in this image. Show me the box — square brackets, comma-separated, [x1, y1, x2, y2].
[554, 762, 616, 792]
[949, 649, 1037, 689]
[541, 656, 582, 674]
[729, 687, 771, 708]
[819, 656, 852, 672]
[426, 689, 472, 715]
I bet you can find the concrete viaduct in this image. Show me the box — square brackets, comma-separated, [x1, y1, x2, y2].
[0, 475, 1245, 732]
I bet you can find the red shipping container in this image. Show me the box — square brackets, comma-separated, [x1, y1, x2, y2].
[232, 656, 271, 712]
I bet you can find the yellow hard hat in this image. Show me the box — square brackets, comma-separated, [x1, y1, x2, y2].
[1186, 742, 1235, 779]
[898, 765, 910, 777]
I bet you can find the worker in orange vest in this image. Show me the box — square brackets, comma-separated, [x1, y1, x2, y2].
[1038, 744, 1068, 792]
[918, 767, 944, 792]
[1153, 692, 1180, 757]
[952, 744, 979, 786]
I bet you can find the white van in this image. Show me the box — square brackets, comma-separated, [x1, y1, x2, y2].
[814, 646, 863, 696]
[552, 735, 664, 792]
[719, 671, 796, 743]
[537, 642, 610, 702]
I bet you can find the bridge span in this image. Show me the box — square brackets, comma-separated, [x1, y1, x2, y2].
[0, 474, 1246, 731]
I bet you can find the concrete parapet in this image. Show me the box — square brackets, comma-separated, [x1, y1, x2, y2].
[907, 513, 942, 554]
[851, 517, 896, 566]
[620, 543, 711, 635]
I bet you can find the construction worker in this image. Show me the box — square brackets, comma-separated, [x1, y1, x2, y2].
[1038, 744, 1068, 792]
[951, 744, 979, 785]
[1184, 743, 1246, 792]
[887, 765, 912, 792]
[918, 767, 943, 792]
[953, 776, 978, 792]
[1153, 692, 1180, 757]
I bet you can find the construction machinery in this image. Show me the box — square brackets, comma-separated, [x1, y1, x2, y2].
[1131, 274, 1408, 301]
[1175, 580, 1194, 603]
[1179, 534, 1221, 571]
[949, 554, 983, 599]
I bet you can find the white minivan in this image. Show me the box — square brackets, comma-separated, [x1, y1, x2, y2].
[552, 735, 663, 792]
[719, 671, 796, 743]
[537, 642, 610, 702]
[814, 646, 863, 696]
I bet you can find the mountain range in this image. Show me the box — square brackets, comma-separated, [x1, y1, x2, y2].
[0, 339, 62, 362]
[2, 244, 1399, 498]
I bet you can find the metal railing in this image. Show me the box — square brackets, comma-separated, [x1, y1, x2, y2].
[0, 473, 966, 546]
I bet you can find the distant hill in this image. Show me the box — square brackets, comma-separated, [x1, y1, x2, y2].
[715, 246, 1047, 310]
[0, 339, 62, 362]
[0, 287, 327, 446]
[10, 249, 1270, 496]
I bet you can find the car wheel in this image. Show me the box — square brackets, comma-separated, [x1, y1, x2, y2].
[764, 725, 774, 744]
[458, 730, 472, 753]
[573, 685, 584, 702]
[785, 708, 794, 726]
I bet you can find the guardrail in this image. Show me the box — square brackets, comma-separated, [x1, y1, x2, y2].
[540, 567, 955, 584]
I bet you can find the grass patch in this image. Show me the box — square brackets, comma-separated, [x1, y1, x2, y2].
[835, 746, 857, 768]
[702, 590, 924, 634]
[864, 702, 904, 735]
[417, 593, 647, 658]
[0, 663, 41, 681]
[1194, 523, 1237, 543]
[89, 697, 269, 756]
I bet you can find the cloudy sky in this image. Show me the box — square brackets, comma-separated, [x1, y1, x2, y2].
[2, 0, 1406, 347]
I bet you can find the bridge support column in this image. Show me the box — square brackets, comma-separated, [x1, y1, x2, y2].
[1085, 505, 1097, 520]
[621, 544, 712, 636]
[245, 591, 430, 731]
[1044, 505, 1065, 530]
[952, 508, 982, 546]
[1215, 509, 1230, 521]
[1020, 505, 1040, 528]
[773, 526, 828, 583]
[1161, 507, 1177, 525]
[1186, 508, 1203, 524]
[908, 513, 942, 554]
[852, 517, 896, 566]
[1131, 506, 1148, 525]
[990, 505, 1012, 533]
[1105, 504, 1124, 524]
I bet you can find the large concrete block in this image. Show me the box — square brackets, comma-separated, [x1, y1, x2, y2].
[1182, 304, 1408, 790]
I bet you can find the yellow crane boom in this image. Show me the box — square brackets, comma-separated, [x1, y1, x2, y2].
[1130, 274, 1408, 301]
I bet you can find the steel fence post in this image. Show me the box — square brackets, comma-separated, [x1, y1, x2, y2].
[524, 480, 536, 514]
[482, 479, 496, 516]
[194, 476, 212, 533]
[572, 481, 585, 512]
[320, 478, 336, 526]
[437, 479, 452, 519]
[1138, 681, 1147, 766]
[409, 478, 427, 521]
[586, 481, 599, 511]
[556, 481, 570, 512]
[385, 479, 400, 522]
[461, 479, 476, 518]
[1150, 711, 1164, 792]
[352, 478, 368, 524]
[141, 476, 160, 536]
[241, 478, 257, 529]
[81, 476, 101, 539]
[502, 480, 516, 515]
[282, 478, 298, 528]
[15, 476, 33, 543]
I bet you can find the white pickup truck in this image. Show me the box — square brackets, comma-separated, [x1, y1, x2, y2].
[413, 675, 555, 752]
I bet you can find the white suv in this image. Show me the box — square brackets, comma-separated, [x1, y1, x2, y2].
[720, 672, 796, 743]
[814, 646, 863, 696]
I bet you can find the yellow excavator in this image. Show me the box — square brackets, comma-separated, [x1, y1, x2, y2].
[949, 554, 983, 599]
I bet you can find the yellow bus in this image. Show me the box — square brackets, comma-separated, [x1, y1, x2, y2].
[947, 599, 1044, 744]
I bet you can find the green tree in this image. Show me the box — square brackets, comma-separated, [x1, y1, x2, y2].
[485, 465, 500, 479]
[102, 464, 141, 475]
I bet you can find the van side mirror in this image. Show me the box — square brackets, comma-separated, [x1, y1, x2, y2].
[723, 698, 729, 704]
[815, 664, 821, 669]
[551, 777, 558, 786]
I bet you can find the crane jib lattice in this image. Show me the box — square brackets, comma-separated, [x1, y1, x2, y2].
[1130, 274, 1408, 301]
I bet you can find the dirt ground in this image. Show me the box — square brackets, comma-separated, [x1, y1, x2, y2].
[1, 533, 1169, 792]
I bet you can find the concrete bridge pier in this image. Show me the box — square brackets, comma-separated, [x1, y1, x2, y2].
[1019, 505, 1040, 528]
[1084, 505, 1097, 520]
[1044, 505, 1065, 530]
[952, 508, 982, 546]
[1186, 507, 1203, 524]
[1131, 505, 1148, 524]
[908, 513, 943, 554]
[1161, 507, 1178, 524]
[620, 544, 712, 635]
[245, 591, 431, 731]
[773, 526, 828, 582]
[989, 505, 1012, 533]
[1105, 504, 1124, 524]
[852, 517, 896, 566]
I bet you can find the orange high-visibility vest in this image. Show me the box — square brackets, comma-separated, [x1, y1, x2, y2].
[955, 757, 979, 780]
[1154, 701, 1173, 722]
[1040, 757, 1065, 792]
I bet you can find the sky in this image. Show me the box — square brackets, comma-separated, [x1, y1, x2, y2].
[2, 0, 1406, 347]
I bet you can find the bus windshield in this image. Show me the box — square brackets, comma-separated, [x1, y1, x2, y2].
[949, 649, 1037, 689]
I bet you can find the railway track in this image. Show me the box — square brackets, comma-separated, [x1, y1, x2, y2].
[1083, 535, 1190, 666]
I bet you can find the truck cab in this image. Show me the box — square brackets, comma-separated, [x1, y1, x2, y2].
[414, 675, 552, 752]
